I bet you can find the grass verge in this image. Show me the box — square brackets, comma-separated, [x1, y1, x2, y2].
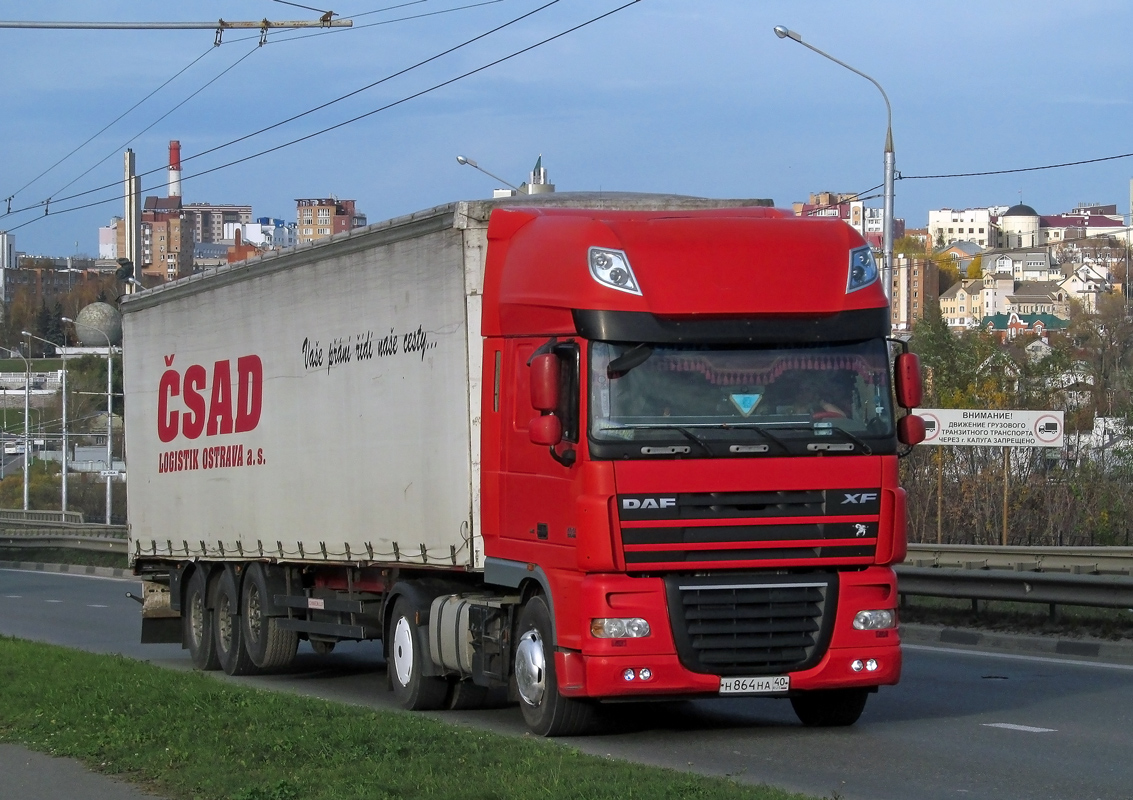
[0, 637, 813, 800]
[0, 546, 127, 569]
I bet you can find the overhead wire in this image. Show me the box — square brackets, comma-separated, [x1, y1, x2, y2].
[4, 0, 582, 223]
[4, 44, 216, 205]
[898, 151, 1133, 181]
[2, 0, 537, 221]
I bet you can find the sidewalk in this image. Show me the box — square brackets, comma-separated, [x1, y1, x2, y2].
[0, 744, 165, 800]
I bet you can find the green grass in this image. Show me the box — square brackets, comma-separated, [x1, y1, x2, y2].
[0, 546, 127, 568]
[900, 595, 1133, 641]
[0, 358, 64, 372]
[0, 637, 813, 800]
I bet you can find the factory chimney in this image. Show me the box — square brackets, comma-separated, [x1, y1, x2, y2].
[168, 140, 182, 198]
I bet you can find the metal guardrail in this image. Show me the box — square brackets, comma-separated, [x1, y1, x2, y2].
[898, 544, 1133, 609]
[0, 517, 127, 554]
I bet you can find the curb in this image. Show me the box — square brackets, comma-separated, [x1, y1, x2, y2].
[901, 622, 1133, 665]
[0, 560, 132, 579]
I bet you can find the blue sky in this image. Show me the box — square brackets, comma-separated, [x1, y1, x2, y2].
[3, 0, 1132, 256]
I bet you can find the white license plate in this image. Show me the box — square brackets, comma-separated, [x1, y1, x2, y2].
[719, 675, 790, 695]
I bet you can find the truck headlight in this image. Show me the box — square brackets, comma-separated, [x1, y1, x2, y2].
[846, 246, 878, 293]
[853, 609, 895, 630]
[591, 617, 651, 638]
[588, 247, 642, 296]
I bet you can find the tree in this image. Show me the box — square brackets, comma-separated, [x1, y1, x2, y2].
[1064, 294, 1133, 417]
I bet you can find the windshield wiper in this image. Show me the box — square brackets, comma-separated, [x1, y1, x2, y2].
[748, 421, 874, 455]
[720, 423, 790, 453]
[816, 424, 873, 455]
[599, 423, 712, 456]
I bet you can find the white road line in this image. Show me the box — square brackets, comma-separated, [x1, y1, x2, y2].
[0, 568, 135, 583]
[86, 604, 108, 608]
[904, 643, 1133, 672]
[4, 595, 20, 598]
[982, 723, 1057, 733]
[44, 599, 63, 603]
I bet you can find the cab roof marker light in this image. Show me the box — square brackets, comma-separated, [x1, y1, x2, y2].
[847, 245, 879, 293]
[589, 247, 642, 296]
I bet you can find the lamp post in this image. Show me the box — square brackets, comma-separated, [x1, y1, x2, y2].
[0, 346, 30, 510]
[455, 155, 524, 194]
[23, 330, 67, 520]
[62, 317, 114, 525]
[773, 25, 895, 302]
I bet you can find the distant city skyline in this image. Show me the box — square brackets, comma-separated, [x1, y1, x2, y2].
[3, 1, 1133, 256]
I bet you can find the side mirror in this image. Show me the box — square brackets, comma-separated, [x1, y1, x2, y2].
[529, 414, 563, 447]
[897, 414, 926, 446]
[529, 352, 560, 412]
[894, 352, 923, 409]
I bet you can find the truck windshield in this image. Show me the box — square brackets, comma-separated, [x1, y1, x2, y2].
[588, 340, 896, 458]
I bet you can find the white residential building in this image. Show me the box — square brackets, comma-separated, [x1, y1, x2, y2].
[928, 207, 1006, 248]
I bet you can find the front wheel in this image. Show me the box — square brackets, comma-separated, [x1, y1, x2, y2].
[387, 597, 449, 710]
[790, 688, 870, 727]
[514, 595, 594, 737]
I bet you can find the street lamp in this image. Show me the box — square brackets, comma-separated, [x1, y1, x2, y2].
[62, 316, 115, 525]
[23, 330, 67, 521]
[456, 155, 523, 194]
[773, 25, 895, 302]
[0, 345, 30, 511]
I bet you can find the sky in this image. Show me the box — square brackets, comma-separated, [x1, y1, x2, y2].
[3, 0, 1133, 257]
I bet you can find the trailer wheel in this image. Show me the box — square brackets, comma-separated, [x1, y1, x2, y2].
[184, 568, 220, 671]
[790, 688, 870, 727]
[387, 597, 449, 710]
[241, 564, 298, 671]
[515, 595, 594, 736]
[214, 569, 261, 676]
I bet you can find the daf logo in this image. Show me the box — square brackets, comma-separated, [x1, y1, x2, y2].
[842, 492, 878, 505]
[622, 497, 677, 510]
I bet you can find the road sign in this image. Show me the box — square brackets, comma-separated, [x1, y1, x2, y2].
[100, 469, 121, 477]
[916, 409, 1064, 448]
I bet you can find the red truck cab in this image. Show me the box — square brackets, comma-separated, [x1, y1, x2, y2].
[477, 205, 922, 734]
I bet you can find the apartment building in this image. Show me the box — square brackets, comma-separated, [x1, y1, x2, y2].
[295, 198, 367, 244]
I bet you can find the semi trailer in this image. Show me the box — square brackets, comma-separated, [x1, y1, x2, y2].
[124, 193, 925, 736]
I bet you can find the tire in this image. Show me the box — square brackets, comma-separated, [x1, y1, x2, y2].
[184, 567, 220, 671]
[241, 564, 298, 671]
[387, 597, 449, 710]
[514, 595, 595, 736]
[790, 688, 870, 727]
[214, 569, 261, 676]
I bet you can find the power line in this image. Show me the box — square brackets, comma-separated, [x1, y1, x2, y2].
[4, 45, 216, 204]
[5, 0, 642, 233]
[899, 151, 1133, 181]
[5, 0, 562, 218]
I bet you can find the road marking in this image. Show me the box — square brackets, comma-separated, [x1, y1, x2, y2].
[87, 604, 108, 608]
[0, 567, 134, 583]
[4, 595, 20, 598]
[44, 599, 63, 603]
[982, 723, 1057, 733]
[905, 643, 1133, 672]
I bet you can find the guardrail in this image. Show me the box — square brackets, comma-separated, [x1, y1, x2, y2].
[0, 516, 127, 554]
[898, 544, 1133, 610]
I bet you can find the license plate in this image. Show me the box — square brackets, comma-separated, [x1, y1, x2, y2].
[719, 675, 790, 695]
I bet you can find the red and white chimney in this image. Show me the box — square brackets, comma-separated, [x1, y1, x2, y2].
[168, 140, 182, 198]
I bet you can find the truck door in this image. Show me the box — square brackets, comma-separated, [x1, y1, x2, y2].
[498, 338, 579, 567]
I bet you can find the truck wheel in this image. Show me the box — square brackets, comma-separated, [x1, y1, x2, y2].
[790, 688, 870, 727]
[214, 569, 261, 676]
[241, 564, 298, 671]
[387, 597, 449, 710]
[515, 595, 594, 736]
[184, 568, 220, 671]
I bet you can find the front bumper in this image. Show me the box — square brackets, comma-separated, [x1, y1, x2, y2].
[556, 565, 901, 699]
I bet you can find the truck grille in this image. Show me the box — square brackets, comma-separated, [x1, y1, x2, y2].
[618, 489, 880, 569]
[664, 573, 837, 675]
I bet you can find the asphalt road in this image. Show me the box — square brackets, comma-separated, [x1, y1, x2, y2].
[2, 568, 1132, 800]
